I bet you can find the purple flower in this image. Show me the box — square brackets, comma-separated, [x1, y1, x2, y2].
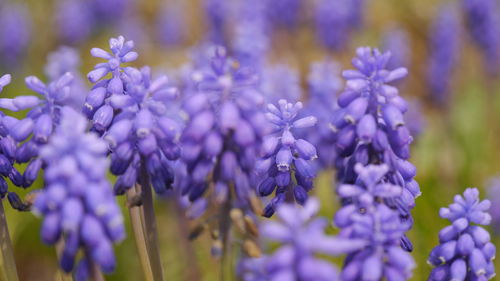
[90, 0, 131, 24]
[302, 60, 342, 169]
[383, 27, 411, 69]
[45, 46, 89, 110]
[314, 0, 364, 51]
[55, 0, 94, 44]
[0, 72, 77, 189]
[33, 107, 125, 278]
[156, 2, 188, 47]
[428, 188, 496, 280]
[85, 36, 181, 195]
[179, 46, 268, 221]
[463, 0, 500, 74]
[333, 47, 419, 251]
[0, 3, 31, 67]
[239, 198, 367, 281]
[203, 0, 231, 44]
[260, 64, 301, 103]
[266, 0, 302, 29]
[427, 4, 461, 106]
[256, 99, 318, 216]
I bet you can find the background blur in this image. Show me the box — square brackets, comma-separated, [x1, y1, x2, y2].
[1, 0, 500, 280]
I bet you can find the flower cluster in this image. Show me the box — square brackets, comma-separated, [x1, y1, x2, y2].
[335, 164, 416, 280]
[0, 71, 77, 192]
[462, 0, 500, 73]
[332, 48, 419, 247]
[85, 36, 180, 195]
[428, 188, 496, 280]
[256, 99, 318, 217]
[239, 199, 367, 281]
[178, 46, 268, 213]
[33, 107, 125, 280]
[314, 0, 364, 51]
[427, 4, 461, 106]
[303, 60, 342, 169]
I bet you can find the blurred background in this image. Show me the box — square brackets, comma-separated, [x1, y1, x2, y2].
[1, 0, 500, 280]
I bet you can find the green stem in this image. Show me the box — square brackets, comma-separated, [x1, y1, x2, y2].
[139, 166, 165, 281]
[126, 187, 154, 281]
[0, 199, 19, 281]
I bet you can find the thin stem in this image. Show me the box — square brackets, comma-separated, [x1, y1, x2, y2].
[139, 165, 165, 281]
[89, 261, 104, 281]
[219, 195, 232, 281]
[126, 187, 154, 281]
[171, 201, 202, 281]
[0, 199, 19, 281]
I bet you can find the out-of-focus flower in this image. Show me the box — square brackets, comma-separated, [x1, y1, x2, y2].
[427, 4, 461, 106]
[90, 0, 131, 24]
[55, 0, 94, 44]
[383, 27, 411, 69]
[266, 0, 302, 29]
[462, 0, 500, 74]
[45, 46, 88, 109]
[406, 98, 425, 139]
[260, 64, 301, 103]
[232, 0, 270, 70]
[487, 177, 500, 234]
[239, 198, 367, 281]
[33, 107, 125, 279]
[333, 47, 419, 251]
[256, 99, 317, 217]
[314, 0, 364, 51]
[203, 0, 231, 44]
[303, 60, 342, 169]
[0, 72, 77, 190]
[85, 36, 180, 196]
[0, 3, 31, 67]
[428, 188, 495, 281]
[156, 2, 188, 47]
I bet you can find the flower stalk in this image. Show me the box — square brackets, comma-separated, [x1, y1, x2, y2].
[0, 199, 19, 281]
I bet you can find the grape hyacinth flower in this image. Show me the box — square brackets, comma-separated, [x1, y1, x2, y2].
[259, 64, 301, 104]
[428, 188, 496, 280]
[203, 0, 230, 44]
[256, 99, 318, 217]
[85, 36, 180, 195]
[427, 4, 461, 106]
[156, 2, 188, 47]
[0, 74, 26, 209]
[239, 198, 367, 281]
[333, 47, 419, 250]
[45, 46, 88, 110]
[179, 47, 269, 253]
[55, 0, 94, 44]
[462, 0, 500, 74]
[266, 0, 302, 30]
[487, 177, 500, 234]
[383, 27, 411, 69]
[33, 107, 125, 280]
[303, 60, 342, 169]
[0, 3, 31, 67]
[314, 0, 364, 51]
[90, 0, 131, 25]
[0, 72, 77, 190]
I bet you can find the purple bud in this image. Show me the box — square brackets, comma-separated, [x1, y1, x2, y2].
[293, 185, 308, 205]
[295, 139, 317, 160]
[33, 114, 53, 143]
[83, 87, 106, 117]
[276, 147, 292, 172]
[10, 118, 34, 141]
[293, 116, 317, 128]
[344, 97, 368, 123]
[382, 104, 405, 130]
[41, 212, 61, 245]
[93, 104, 114, 132]
[219, 101, 240, 131]
[356, 114, 376, 142]
[258, 177, 276, 196]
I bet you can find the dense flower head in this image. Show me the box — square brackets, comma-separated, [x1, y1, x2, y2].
[462, 0, 500, 74]
[0, 71, 78, 191]
[33, 107, 125, 280]
[314, 0, 364, 51]
[303, 60, 342, 169]
[260, 64, 301, 104]
[428, 188, 496, 281]
[333, 47, 419, 251]
[0, 3, 31, 67]
[338, 203, 416, 281]
[239, 199, 367, 281]
[427, 4, 461, 106]
[178, 46, 269, 214]
[256, 99, 318, 217]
